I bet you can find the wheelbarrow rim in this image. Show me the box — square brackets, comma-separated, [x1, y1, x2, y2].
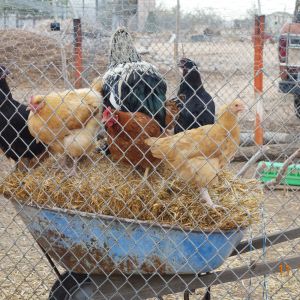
[11, 198, 246, 234]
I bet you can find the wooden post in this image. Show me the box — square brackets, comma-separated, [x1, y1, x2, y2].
[73, 18, 83, 89]
[253, 15, 265, 145]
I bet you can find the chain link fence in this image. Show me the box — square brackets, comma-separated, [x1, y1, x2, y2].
[0, 0, 300, 299]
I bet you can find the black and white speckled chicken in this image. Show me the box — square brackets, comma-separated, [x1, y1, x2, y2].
[101, 28, 167, 128]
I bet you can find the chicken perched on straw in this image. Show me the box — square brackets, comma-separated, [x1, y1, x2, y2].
[93, 28, 167, 129]
[101, 106, 161, 178]
[175, 58, 215, 133]
[28, 88, 103, 176]
[146, 99, 246, 210]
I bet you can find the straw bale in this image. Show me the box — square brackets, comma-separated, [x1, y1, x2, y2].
[0, 153, 263, 230]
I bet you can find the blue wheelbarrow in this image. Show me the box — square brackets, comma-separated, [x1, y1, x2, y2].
[11, 199, 300, 300]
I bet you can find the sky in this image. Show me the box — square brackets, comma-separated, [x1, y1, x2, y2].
[156, 0, 296, 19]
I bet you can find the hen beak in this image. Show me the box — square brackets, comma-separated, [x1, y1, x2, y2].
[177, 61, 185, 68]
[101, 112, 109, 123]
[237, 103, 247, 113]
[27, 103, 39, 113]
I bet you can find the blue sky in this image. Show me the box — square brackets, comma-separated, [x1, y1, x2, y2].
[156, 0, 295, 19]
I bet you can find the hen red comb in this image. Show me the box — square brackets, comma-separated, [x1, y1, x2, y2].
[103, 106, 113, 115]
[102, 106, 113, 123]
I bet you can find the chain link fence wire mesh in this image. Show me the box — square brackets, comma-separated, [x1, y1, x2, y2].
[0, 0, 300, 299]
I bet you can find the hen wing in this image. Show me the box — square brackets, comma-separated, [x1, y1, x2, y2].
[57, 89, 101, 128]
[28, 90, 101, 148]
[64, 115, 100, 158]
[146, 124, 225, 161]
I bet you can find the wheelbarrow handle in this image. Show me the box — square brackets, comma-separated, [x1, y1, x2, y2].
[230, 227, 300, 256]
[37, 242, 62, 280]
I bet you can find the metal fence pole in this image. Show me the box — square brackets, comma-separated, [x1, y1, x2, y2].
[253, 14, 265, 146]
[73, 18, 83, 89]
[174, 0, 180, 64]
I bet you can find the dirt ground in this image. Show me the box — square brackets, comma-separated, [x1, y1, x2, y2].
[0, 28, 300, 299]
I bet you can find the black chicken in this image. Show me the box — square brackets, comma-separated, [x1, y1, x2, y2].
[0, 65, 46, 170]
[102, 28, 167, 128]
[174, 58, 215, 134]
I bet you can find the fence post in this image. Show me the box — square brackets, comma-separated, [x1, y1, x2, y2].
[16, 13, 19, 28]
[174, 0, 180, 64]
[253, 15, 265, 146]
[73, 18, 83, 89]
[96, 0, 99, 18]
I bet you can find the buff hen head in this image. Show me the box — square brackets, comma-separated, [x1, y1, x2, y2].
[219, 99, 246, 117]
[28, 95, 45, 113]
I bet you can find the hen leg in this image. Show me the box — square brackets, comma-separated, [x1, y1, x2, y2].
[143, 167, 150, 181]
[139, 167, 152, 190]
[52, 155, 67, 170]
[58, 156, 79, 177]
[16, 157, 30, 172]
[66, 158, 78, 177]
[199, 187, 225, 210]
[53, 154, 78, 177]
[52, 155, 77, 178]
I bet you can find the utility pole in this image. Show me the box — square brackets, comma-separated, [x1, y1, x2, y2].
[257, 0, 261, 14]
[293, 0, 300, 22]
[174, 0, 180, 64]
[96, 0, 99, 18]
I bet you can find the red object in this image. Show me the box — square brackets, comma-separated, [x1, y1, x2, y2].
[101, 107, 119, 127]
[279, 36, 287, 63]
[278, 22, 300, 81]
[73, 18, 83, 89]
[253, 15, 265, 146]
